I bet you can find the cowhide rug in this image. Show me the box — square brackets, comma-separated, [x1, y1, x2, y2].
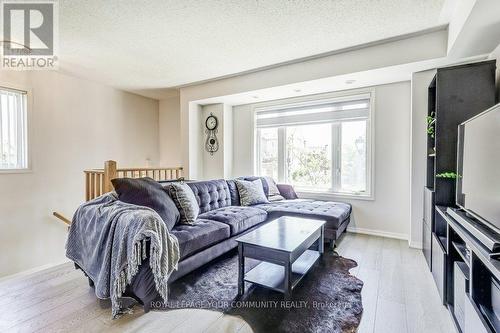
[162, 249, 363, 333]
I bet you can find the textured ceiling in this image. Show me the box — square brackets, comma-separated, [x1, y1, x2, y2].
[58, 0, 446, 93]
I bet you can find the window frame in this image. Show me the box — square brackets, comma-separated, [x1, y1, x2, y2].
[0, 83, 32, 174]
[254, 89, 375, 201]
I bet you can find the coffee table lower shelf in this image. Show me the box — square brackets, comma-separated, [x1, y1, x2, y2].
[244, 249, 320, 293]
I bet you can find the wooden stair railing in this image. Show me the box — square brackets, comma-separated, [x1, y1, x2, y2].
[53, 160, 183, 226]
[53, 212, 72, 226]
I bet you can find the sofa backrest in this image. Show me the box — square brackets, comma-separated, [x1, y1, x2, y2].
[187, 179, 231, 214]
[226, 180, 240, 206]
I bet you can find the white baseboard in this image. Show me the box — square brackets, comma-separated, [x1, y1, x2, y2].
[346, 227, 408, 241]
[409, 241, 423, 249]
[0, 259, 71, 283]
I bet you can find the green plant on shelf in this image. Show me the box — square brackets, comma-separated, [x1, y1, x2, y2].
[427, 112, 436, 139]
[436, 172, 461, 179]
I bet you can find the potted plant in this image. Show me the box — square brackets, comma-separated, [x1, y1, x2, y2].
[436, 172, 460, 179]
[427, 112, 436, 139]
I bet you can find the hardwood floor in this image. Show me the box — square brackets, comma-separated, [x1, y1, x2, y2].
[0, 233, 454, 332]
[338, 234, 455, 333]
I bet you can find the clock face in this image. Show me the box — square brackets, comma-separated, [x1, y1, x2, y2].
[206, 115, 218, 130]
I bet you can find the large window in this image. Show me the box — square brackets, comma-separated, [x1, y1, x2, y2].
[0, 87, 28, 170]
[256, 93, 372, 197]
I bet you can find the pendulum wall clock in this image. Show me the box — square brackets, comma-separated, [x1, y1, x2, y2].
[205, 113, 219, 155]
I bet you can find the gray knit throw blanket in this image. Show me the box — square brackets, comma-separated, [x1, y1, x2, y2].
[66, 193, 180, 318]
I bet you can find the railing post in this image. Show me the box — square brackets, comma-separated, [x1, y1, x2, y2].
[103, 160, 117, 193]
[85, 172, 90, 201]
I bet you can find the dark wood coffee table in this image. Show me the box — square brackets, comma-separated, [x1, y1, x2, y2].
[236, 216, 325, 299]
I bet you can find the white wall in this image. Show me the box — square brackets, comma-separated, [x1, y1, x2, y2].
[489, 43, 500, 96]
[202, 104, 224, 179]
[232, 82, 411, 239]
[446, 0, 477, 55]
[0, 70, 159, 277]
[409, 70, 437, 248]
[232, 104, 254, 178]
[187, 103, 203, 180]
[447, 0, 500, 59]
[199, 104, 234, 180]
[159, 95, 182, 166]
[223, 104, 233, 179]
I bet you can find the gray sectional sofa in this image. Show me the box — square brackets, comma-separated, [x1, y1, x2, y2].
[124, 177, 351, 309]
[166, 177, 352, 281]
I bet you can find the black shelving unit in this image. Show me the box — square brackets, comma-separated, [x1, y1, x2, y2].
[421, 59, 497, 332]
[422, 60, 496, 275]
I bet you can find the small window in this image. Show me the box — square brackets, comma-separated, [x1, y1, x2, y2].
[255, 93, 373, 198]
[0, 87, 28, 170]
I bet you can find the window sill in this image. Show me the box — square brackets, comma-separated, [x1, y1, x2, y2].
[296, 190, 374, 202]
[0, 168, 32, 174]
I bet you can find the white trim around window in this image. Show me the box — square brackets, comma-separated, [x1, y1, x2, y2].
[253, 88, 376, 201]
[0, 82, 33, 174]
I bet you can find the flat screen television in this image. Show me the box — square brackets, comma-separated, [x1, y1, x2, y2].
[457, 103, 500, 233]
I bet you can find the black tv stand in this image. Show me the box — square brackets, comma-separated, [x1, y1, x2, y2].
[435, 207, 500, 333]
[447, 207, 500, 252]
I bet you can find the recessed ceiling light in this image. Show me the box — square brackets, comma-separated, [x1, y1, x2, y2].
[345, 80, 356, 84]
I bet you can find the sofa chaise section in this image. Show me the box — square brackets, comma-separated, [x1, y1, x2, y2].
[254, 200, 352, 241]
[227, 177, 352, 245]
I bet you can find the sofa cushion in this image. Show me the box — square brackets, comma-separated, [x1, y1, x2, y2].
[254, 200, 352, 229]
[268, 194, 285, 202]
[187, 179, 231, 214]
[170, 219, 230, 259]
[235, 179, 269, 206]
[111, 177, 179, 231]
[166, 182, 199, 224]
[198, 206, 268, 236]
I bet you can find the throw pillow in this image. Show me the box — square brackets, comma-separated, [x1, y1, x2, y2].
[264, 176, 284, 201]
[264, 176, 281, 196]
[276, 183, 299, 200]
[235, 179, 269, 206]
[167, 182, 199, 224]
[242, 176, 269, 196]
[111, 177, 180, 231]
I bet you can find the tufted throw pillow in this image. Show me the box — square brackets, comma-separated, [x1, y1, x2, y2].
[111, 177, 180, 231]
[235, 179, 269, 206]
[167, 182, 199, 224]
[264, 176, 285, 202]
